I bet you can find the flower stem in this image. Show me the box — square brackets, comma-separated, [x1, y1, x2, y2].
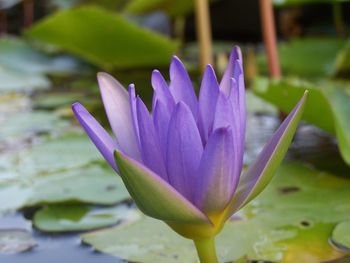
[193, 238, 218, 263]
[259, 0, 281, 79]
[194, 0, 213, 73]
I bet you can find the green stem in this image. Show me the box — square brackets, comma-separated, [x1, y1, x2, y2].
[193, 238, 218, 263]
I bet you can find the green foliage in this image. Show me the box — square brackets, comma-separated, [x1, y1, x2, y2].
[26, 6, 178, 70]
[33, 204, 140, 232]
[82, 162, 350, 262]
[0, 111, 68, 144]
[125, 0, 195, 17]
[331, 221, 350, 250]
[0, 37, 84, 92]
[334, 41, 350, 77]
[253, 76, 350, 167]
[258, 38, 346, 77]
[0, 165, 130, 213]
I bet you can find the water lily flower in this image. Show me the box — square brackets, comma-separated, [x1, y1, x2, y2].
[72, 46, 307, 263]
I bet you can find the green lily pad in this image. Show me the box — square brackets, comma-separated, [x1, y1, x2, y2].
[0, 133, 101, 179]
[0, 229, 36, 254]
[253, 76, 350, 167]
[0, 165, 130, 212]
[0, 65, 50, 92]
[0, 111, 69, 145]
[331, 221, 350, 250]
[0, 37, 83, 75]
[26, 6, 178, 70]
[33, 93, 85, 110]
[33, 204, 141, 232]
[258, 38, 346, 77]
[82, 162, 350, 263]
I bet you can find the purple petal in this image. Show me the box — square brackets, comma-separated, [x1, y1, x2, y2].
[136, 97, 168, 181]
[198, 65, 220, 143]
[229, 77, 246, 167]
[128, 84, 140, 147]
[225, 91, 308, 217]
[195, 127, 239, 213]
[72, 102, 118, 171]
[213, 91, 244, 187]
[169, 56, 199, 120]
[166, 102, 203, 203]
[114, 150, 210, 224]
[229, 61, 246, 140]
[151, 70, 175, 113]
[97, 72, 140, 161]
[220, 47, 242, 96]
[153, 100, 171, 159]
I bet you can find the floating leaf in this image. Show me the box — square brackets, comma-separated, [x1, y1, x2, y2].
[0, 165, 130, 212]
[0, 66, 49, 92]
[26, 6, 178, 70]
[331, 221, 350, 251]
[82, 162, 350, 263]
[0, 37, 83, 75]
[258, 38, 346, 77]
[34, 204, 141, 232]
[253, 76, 350, 167]
[0, 111, 69, 146]
[0, 133, 101, 179]
[0, 229, 36, 254]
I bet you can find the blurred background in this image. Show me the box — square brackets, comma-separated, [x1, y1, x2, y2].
[0, 0, 350, 262]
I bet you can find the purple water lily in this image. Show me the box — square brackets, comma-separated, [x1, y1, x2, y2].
[72, 46, 307, 263]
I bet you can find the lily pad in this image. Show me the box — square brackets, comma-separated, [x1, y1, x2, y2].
[82, 162, 350, 263]
[0, 111, 69, 147]
[0, 165, 130, 212]
[258, 38, 346, 77]
[0, 229, 36, 254]
[33, 204, 141, 232]
[253, 76, 350, 167]
[0, 37, 83, 75]
[0, 66, 50, 92]
[26, 6, 178, 70]
[331, 221, 350, 251]
[0, 133, 102, 179]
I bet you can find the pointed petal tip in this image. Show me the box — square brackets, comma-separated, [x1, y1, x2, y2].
[71, 101, 81, 110]
[152, 69, 161, 76]
[97, 72, 124, 90]
[170, 55, 185, 69]
[231, 46, 242, 60]
[97, 72, 112, 81]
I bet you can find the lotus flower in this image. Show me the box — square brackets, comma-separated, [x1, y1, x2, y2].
[72, 47, 307, 262]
